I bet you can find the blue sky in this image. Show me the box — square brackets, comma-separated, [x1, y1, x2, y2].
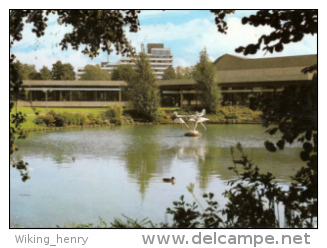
[11, 10, 317, 72]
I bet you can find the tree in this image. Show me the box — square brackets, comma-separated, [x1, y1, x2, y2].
[111, 64, 135, 81]
[126, 51, 160, 121]
[11, 60, 24, 80]
[39, 66, 52, 80]
[176, 66, 193, 79]
[162, 66, 176, 80]
[192, 47, 222, 113]
[12, 60, 39, 80]
[22, 64, 38, 80]
[79, 64, 111, 80]
[51, 60, 75, 80]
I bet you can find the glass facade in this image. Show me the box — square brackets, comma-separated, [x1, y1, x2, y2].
[26, 90, 121, 102]
[21, 84, 284, 108]
[151, 49, 171, 56]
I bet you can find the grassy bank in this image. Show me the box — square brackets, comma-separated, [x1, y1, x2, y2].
[14, 106, 105, 116]
[10, 106, 262, 132]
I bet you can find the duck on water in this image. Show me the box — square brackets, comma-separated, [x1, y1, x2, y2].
[163, 177, 175, 183]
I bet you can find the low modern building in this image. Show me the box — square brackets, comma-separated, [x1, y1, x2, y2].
[77, 43, 174, 80]
[17, 80, 128, 108]
[214, 53, 317, 105]
[17, 53, 317, 108]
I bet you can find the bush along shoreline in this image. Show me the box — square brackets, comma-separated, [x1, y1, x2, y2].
[156, 106, 262, 125]
[18, 105, 262, 133]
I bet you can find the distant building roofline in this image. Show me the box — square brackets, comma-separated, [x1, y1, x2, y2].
[214, 53, 317, 71]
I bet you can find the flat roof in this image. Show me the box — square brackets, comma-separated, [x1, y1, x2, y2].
[22, 80, 196, 87]
[22, 80, 127, 87]
[214, 54, 317, 71]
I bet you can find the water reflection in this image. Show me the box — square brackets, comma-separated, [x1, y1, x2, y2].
[11, 125, 304, 227]
[124, 126, 163, 196]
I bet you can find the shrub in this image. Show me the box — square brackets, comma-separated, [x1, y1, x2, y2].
[104, 105, 123, 118]
[33, 114, 55, 127]
[34, 111, 89, 127]
[33, 116, 46, 126]
[122, 115, 134, 124]
[122, 109, 143, 122]
[110, 117, 123, 125]
[32, 110, 64, 127]
[103, 105, 123, 125]
[60, 112, 73, 126]
[86, 113, 96, 125]
[61, 112, 88, 126]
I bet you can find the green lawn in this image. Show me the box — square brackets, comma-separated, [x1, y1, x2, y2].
[14, 107, 106, 115]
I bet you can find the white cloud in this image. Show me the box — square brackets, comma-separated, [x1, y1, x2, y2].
[174, 57, 190, 67]
[13, 48, 89, 70]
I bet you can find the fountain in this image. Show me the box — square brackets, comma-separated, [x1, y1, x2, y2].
[173, 109, 209, 136]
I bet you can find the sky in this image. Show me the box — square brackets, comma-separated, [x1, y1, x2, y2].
[11, 10, 318, 72]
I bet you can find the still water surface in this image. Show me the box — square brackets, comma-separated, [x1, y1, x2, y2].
[10, 125, 303, 227]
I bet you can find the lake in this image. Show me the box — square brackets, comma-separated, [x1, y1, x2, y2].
[10, 124, 304, 228]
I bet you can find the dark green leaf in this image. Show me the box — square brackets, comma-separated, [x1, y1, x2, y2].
[264, 140, 277, 152]
[267, 127, 278, 135]
[300, 151, 310, 161]
[276, 139, 285, 150]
